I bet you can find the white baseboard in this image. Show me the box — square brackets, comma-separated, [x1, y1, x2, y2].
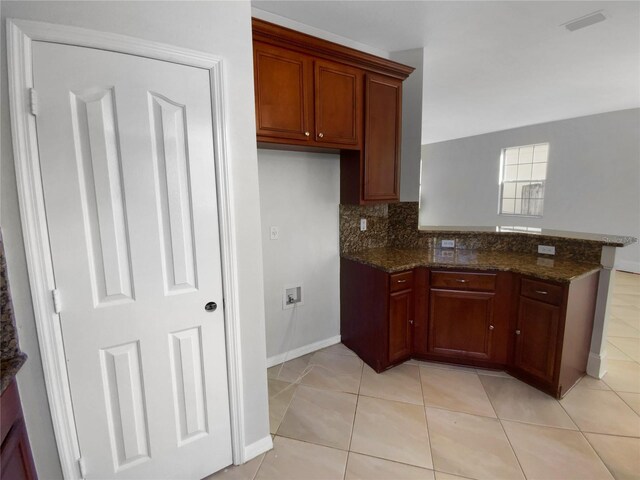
[586, 351, 608, 379]
[267, 335, 341, 368]
[616, 261, 640, 274]
[242, 435, 273, 463]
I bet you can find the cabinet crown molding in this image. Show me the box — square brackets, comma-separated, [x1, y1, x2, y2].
[252, 18, 415, 80]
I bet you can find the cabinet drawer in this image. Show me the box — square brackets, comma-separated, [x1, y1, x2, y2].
[390, 271, 413, 292]
[431, 271, 496, 291]
[521, 279, 564, 306]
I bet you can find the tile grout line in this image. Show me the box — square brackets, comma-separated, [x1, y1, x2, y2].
[344, 358, 365, 480]
[418, 365, 436, 475]
[477, 373, 529, 480]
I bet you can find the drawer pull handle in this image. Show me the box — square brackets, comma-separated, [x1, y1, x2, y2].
[455, 279, 468, 283]
[515, 329, 521, 335]
[535, 290, 548, 295]
[397, 279, 407, 283]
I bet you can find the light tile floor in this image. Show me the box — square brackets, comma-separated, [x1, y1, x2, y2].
[209, 271, 640, 480]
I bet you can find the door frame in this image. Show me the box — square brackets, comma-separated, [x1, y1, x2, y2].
[7, 18, 247, 479]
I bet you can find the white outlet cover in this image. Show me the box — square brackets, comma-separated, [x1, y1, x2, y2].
[441, 239, 455, 248]
[538, 245, 556, 255]
[270, 226, 279, 240]
[360, 218, 367, 231]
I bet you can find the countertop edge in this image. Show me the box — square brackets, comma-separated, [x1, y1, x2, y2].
[341, 250, 601, 283]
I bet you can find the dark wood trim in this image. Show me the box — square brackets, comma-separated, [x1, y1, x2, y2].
[252, 18, 414, 80]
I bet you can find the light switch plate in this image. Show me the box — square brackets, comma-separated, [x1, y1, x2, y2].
[360, 218, 367, 231]
[441, 239, 455, 248]
[538, 245, 556, 255]
[270, 226, 279, 240]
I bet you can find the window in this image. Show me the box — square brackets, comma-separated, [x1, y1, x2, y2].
[499, 143, 549, 217]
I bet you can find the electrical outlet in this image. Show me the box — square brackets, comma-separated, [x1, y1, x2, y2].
[270, 226, 279, 240]
[441, 239, 455, 248]
[360, 218, 367, 231]
[538, 245, 556, 255]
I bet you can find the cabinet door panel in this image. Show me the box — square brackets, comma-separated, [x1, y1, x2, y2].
[315, 60, 362, 146]
[514, 297, 560, 384]
[389, 289, 413, 363]
[363, 74, 401, 202]
[254, 43, 312, 141]
[428, 289, 494, 360]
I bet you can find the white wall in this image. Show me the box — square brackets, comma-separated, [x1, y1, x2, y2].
[1, 2, 270, 477]
[390, 48, 424, 202]
[420, 109, 640, 272]
[258, 150, 340, 362]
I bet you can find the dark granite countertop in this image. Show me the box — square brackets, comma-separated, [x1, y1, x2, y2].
[1, 353, 27, 395]
[418, 226, 637, 247]
[342, 247, 601, 282]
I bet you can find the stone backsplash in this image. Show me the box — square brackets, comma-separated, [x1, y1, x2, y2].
[340, 202, 603, 264]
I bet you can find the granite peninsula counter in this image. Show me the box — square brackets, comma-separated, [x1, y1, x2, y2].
[342, 247, 601, 282]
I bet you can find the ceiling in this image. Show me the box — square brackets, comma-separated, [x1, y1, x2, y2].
[252, 1, 640, 143]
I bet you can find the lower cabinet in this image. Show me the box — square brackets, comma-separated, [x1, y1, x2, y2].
[1, 380, 37, 480]
[513, 296, 560, 385]
[388, 284, 414, 364]
[508, 275, 599, 397]
[340, 258, 600, 397]
[428, 289, 495, 361]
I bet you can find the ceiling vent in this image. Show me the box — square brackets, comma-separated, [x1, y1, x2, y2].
[563, 11, 607, 32]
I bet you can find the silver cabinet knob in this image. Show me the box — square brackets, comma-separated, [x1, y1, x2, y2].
[305, 131, 310, 137]
[489, 325, 494, 331]
[409, 319, 414, 325]
[318, 132, 324, 138]
[515, 329, 521, 335]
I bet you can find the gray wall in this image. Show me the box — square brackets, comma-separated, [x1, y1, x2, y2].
[1, 2, 270, 478]
[420, 109, 640, 272]
[258, 150, 340, 362]
[390, 48, 424, 202]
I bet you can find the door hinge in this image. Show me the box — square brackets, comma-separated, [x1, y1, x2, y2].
[52, 289, 61, 314]
[77, 457, 87, 478]
[29, 88, 38, 116]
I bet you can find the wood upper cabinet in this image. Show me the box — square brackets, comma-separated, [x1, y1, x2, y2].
[363, 74, 402, 202]
[315, 60, 362, 146]
[253, 44, 362, 147]
[252, 18, 413, 204]
[253, 42, 313, 142]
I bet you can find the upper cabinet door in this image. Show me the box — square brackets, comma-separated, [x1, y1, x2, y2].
[363, 74, 402, 202]
[254, 42, 313, 141]
[314, 60, 362, 147]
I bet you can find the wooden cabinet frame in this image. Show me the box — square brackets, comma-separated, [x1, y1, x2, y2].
[252, 18, 414, 204]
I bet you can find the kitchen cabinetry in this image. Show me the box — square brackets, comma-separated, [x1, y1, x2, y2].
[419, 271, 511, 367]
[340, 258, 599, 397]
[1, 380, 37, 480]
[254, 42, 362, 147]
[509, 275, 598, 397]
[252, 18, 413, 204]
[388, 271, 415, 363]
[341, 258, 414, 372]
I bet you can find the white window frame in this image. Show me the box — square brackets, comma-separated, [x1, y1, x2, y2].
[498, 142, 549, 218]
